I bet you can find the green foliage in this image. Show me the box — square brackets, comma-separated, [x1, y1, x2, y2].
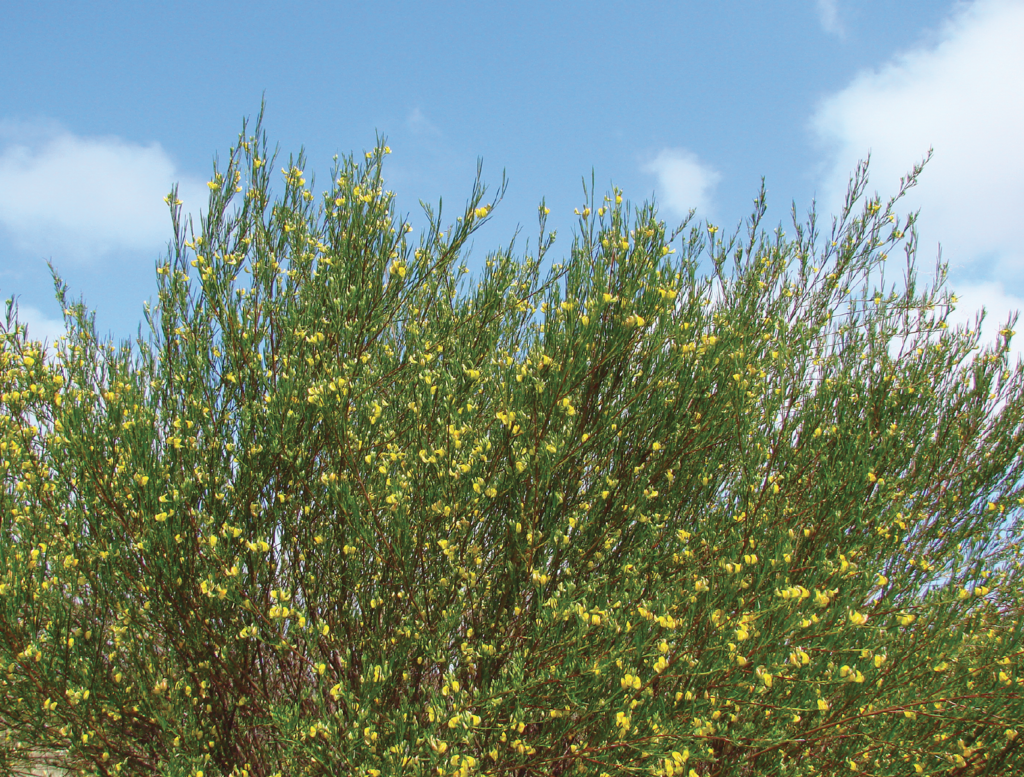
[1, 112, 1023, 777]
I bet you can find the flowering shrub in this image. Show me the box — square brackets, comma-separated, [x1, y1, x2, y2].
[1, 113, 1022, 777]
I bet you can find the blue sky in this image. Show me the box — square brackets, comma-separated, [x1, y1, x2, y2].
[2, 0, 1022, 358]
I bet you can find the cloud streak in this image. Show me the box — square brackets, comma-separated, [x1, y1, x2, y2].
[815, 0, 844, 37]
[0, 121, 207, 263]
[406, 107, 443, 138]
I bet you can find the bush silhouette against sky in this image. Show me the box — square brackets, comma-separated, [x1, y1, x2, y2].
[1, 1, 1023, 353]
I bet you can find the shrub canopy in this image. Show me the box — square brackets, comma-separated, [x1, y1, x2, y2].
[1, 114, 1023, 777]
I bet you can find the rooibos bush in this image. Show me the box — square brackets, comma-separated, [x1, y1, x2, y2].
[1, 113, 1022, 776]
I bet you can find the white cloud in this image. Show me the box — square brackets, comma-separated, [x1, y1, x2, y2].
[0, 121, 207, 262]
[641, 148, 721, 220]
[11, 302, 65, 347]
[811, 0, 1024, 285]
[816, 0, 844, 37]
[879, 279, 1024, 375]
[946, 280, 1024, 364]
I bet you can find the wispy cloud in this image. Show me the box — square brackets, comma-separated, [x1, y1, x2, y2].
[641, 148, 720, 220]
[815, 0, 844, 37]
[406, 107, 443, 138]
[811, 0, 1024, 350]
[0, 121, 207, 263]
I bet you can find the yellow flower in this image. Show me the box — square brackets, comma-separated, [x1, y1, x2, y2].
[848, 610, 867, 626]
[620, 673, 641, 690]
[817, 698, 829, 711]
